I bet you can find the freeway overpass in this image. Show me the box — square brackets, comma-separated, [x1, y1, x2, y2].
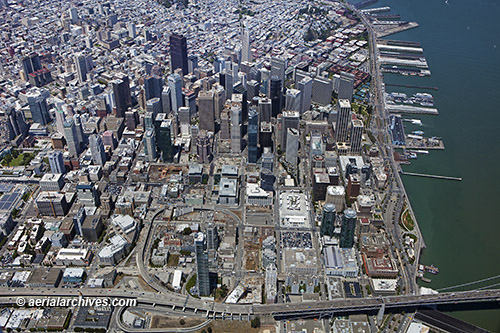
[0, 288, 499, 321]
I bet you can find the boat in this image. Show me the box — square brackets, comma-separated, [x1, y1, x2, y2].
[421, 277, 432, 283]
[407, 152, 417, 159]
[424, 265, 439, 274]
[409, 119, 422, 126]
[412, 130, 424, 136]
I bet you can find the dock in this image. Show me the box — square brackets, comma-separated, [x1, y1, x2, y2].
[400, 171, 462, 181]
[373, 14, 401, 20]
[386, 104, 438, 115]
[385, 83, 438, 91]
[379, 40, 421, 47]
[361, 6, 390, 14]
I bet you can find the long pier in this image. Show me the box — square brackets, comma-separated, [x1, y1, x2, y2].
[385, 83, 439, 91]
[386, 104, 438, 115]
[400, 171, 462, 181]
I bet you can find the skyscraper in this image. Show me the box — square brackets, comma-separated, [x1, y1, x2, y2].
[335, 99, 351, 142]
[144, 75, 163, 102]
[75, 53, 88, 83]
[188, 55, 198, 74]
[197, 90, 215, 133]
[338, 71, 355, 102]
[298, 77, 312, 113]
[146, 98, 162, 117]
[230, 103, 242, 153]
[241, 27, 252, 63]
[220, 111, 230, 140]
[167, 73, 183, 113]
[340, 208, 357, 248]
[21, 53, 42, 79]
[194, 233, 211, 296]
[285, 89, 301, 112]
[258, 97, 272, 123]
[196, 130, 212, 164]
[112, 73, 131, 118]
[64, 119, 80, 156]
[350, 119, 364, 154]
[89, 134, 106, 166]
[285, 128, 299, 166]
[281, 111, 299, 149]
[271, 57, 286, 89]
[270, 75, 282, 117]
[157, 118, 173, 162]
[247, 80, 260, 101]
[320, 203, 336, 237]
[312, 76, 333, 106]
[161, 87, 172, 114]
[49, 151, 66, 174]
[247, 108, 259, 163]
[143, 128, 157, 162]
[169, 33, 188, 75]
[26, 87, 50, 125]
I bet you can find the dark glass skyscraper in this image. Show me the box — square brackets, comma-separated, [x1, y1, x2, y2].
[247, 108, 259, 163]
[112, 73, 131, 118]
[320, 203, 336, 237]
[194, 233, 211, 296]
[144, 75, 163, 102]
[270, 75, 282, 117]
[340, 208, 357, 248]
[169, 33, 188, 75]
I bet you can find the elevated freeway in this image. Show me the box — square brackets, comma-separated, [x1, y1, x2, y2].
[0, 288, 499, 321]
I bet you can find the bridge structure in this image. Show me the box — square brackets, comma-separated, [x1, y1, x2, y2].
[1, 288, 500, 322]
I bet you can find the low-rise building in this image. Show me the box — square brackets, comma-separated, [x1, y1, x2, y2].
[54, 248, 92, 266]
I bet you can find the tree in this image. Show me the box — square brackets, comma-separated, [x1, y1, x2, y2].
[251, 317, 261, 328]
[182, 227, 192, 235]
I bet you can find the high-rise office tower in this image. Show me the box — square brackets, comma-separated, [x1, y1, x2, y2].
[258, 97, 272, 123]
[75, 53, 88, 83]
[260, 68, 270, 96]
[220, 111, 230, 140]
[55, 108, 66, 135]
[127, 22, 137, 38]
[213, 84, 226, 120]
[298, 77, 312, 113]
[350, 119, 364, 154]
[259, 122, 272, 149]
[161, 87, 171, 114]
[206, 222, 219, 250]
[224, 71, 233, 100]
[49, 151, 66, 174]
[188, 55, 198, 74]
[270, 75, 282, 117]
[26, 87, 51, 126]
[146, 98, 162, 117]
[230, 103, 242, 153]
[197, 90, 215, 133]
[338, 71, 355, 102]
[320, 203, 336, 237]
[68, 7, 78, 23]
[196, 130, 212, 164]
[89, 134, 106, 166]
[194, 233, 211, 296]
[312, 76, 333, 106]
[248, 108, 259, 163]
[102, 131, 116, 150]
[271, 57, 286, 89]
[285, 128, 299, 166]
[177, 107, 190, 125]
[143, 128, 157, 162]
[285, 89, 301, 112]
[112, 73, 131, 117]
[340, 208, 357, 248]
[167, 73, 183, 113]
[241, 27, 252, 63]
[64, 119, 80, 156]
[169, 33, 188, 75]
[335, 99, 351, 142]
[21, 53, 42, 79]
[157, 119, 173, 162]
[247, 80, 260, 101]
[281, 111, 299, 149]
[73, 114, 86, 148]
[144, 75, 163, 102]
[144, 112, 154, 130]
